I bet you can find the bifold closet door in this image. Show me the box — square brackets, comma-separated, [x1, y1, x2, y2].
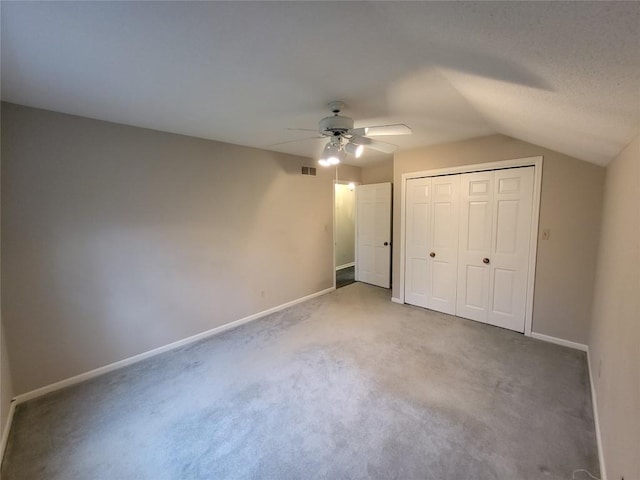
[405, 175, 459, 314]
[456, 167, 534, 332]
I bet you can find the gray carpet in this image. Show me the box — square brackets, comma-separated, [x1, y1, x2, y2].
[2, 283, 598, 480]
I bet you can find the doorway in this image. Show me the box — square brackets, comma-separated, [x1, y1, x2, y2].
[335, 182, 356, 288]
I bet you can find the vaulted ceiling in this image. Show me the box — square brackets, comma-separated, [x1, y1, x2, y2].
[2, 1, 638, 167]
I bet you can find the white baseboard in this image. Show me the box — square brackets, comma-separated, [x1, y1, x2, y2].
[0, 400, 16, 466]
[336, 262, 355, 271]
[587, 349, 607, 480]
[391, 297, 404, 304]
[530, 332, 588, 352]
[14, 286, 336, 405]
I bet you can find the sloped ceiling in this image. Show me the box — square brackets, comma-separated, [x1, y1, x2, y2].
[2, 1, 638, 166]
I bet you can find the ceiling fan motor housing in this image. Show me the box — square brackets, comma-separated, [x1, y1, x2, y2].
[319, 115, 354, 136]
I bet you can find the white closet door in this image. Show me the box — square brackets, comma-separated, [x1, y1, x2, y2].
[457, 171, 494, 323]
[487, 167, 534, 331]
[356, 183, 392, 288]
[405, 177, 431, 307]
[404, 176, 459, 313]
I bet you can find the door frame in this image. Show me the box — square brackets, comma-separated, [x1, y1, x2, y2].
[333, 180, 358, 289]
[397, 156, 543, 337]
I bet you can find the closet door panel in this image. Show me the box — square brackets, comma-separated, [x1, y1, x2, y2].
[404, 178, 431, 307]
[428, 175, 460, 314]
[487, 167, 534, 331]
[457, 171, 494, 322]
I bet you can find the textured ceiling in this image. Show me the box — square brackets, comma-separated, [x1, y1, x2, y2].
[2, 1, 639, 167]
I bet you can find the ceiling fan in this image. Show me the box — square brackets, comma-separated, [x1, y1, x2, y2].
[274, 101, 412, 166]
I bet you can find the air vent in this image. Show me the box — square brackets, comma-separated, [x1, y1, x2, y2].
[301, 166, 317, 176]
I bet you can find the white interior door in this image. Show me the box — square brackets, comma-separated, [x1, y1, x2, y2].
[404, 176, 459, 314]
[457, 167, 534, 332]
[356, 183, 391, 288]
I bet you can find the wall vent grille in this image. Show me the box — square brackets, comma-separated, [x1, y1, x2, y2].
[301, 166, 317, 176]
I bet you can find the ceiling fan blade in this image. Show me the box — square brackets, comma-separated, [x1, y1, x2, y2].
[267, 136, 323, 147]
[286, 128, 318, 132]
[351, 135, 397, 154]
[351, 124, 412, 137]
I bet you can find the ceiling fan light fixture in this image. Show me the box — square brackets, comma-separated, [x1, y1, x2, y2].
[319, 141, 342, 166]
[345, 142, 364, 158]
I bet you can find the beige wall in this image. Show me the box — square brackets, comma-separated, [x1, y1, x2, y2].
[1, 321, 13, 438]
[336, 164, 361, 184]
[1, 103, 337, 394]
[588, 134, 639, 480]
[361, 159, 393, 184]
[334, 184, 356, 268]
[394, 134, 604, 344]
[0, 100, 14, 442]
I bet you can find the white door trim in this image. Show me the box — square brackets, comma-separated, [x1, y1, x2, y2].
[399, 156, 543, 337]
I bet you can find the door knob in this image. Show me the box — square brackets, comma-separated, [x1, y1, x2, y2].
[483, 258, 490, 264]
[429, 252, 436, 258]
[383, 242, 389, 246]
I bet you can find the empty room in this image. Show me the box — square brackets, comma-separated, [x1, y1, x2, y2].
[0, 2, 638, 479]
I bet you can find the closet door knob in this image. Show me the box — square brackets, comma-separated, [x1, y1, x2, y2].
[383, 242, 389, 246]
[483, 258, 490, 264]
[429, 252, 436, 258]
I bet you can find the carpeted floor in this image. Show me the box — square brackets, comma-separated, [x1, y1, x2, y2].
[2, 283, 598, 480]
